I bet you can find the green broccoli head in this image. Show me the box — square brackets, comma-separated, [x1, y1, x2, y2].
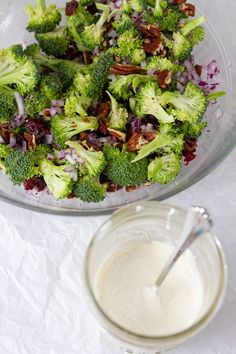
[126, 0, 147, 13]
[40, 73, 63, 100]
[112, 14, 136, 34]
[57, 61, 89, 90]
[148, 153, 182, 184]
[0, 88, 17, 123]
[74, 175, 107, 203]
[25, 91, 51, 117]
[160, 82, 207, 123]
[180, 16, 206, 37]
[0, 145, 11, 159]
[5, 149, 37, 185]
[146, 57, 184, 74]
[105, 147, 148, 187]
[159, 12, 182, 32]
[108, 74, 155, 100]
[36, 26, 69, 57]
[76, 3, 110, 51]
[25, 0, 61, 34]
[154, 0, 167, 17]
[106, 91, 128, 131]
[180, 121, 207, 139]
[0, 46, 40, 94]
[87, 52, 114, 98]
[136, 82, 174, 123]
[116, 29, 145, 65]
[66, 141, 106, 177]
[133, 124, 184, 162]
[39, 158, 74, 199]
[51, 115, 98, 148]
[172, 32, 192, 61]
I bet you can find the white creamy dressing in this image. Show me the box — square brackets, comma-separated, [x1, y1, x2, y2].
[95, 241, 204, 336]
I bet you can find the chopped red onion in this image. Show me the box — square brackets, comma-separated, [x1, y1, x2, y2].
[206, 60, 220, 80]
[51, 99, 65, 107]
[22, 141, 27, 152]
[14, 92, 24, 116]
[47, 153, 54, 161]
[176, 82, 185, 93]
[45, 134, 53, 145]
[58, 150, 66, 160]
[179, 18, 186, 27]
[9, 136, 17, 148]
[63, 166, 74, 173]
[11, 113, 27, 128]
[140, 60, 147, 68]
[93, 48, 100, 56]
[141, 123, 155, 133]
[107, 29, 118, 38]
[65, 154, 77, 165]
[76, 157, 84, 164]
[109, 38, 116, 46]
[131, 118, 142, 134]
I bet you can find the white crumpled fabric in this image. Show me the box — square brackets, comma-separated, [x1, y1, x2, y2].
[0, 149, 236, 354]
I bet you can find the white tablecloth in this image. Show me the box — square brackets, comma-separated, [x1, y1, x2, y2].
[0, 149, 236, 354]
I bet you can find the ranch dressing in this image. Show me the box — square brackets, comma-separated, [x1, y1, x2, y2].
[95, 240, 204, 336]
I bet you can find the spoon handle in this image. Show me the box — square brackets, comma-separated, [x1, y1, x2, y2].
[155, 206, 212, 288]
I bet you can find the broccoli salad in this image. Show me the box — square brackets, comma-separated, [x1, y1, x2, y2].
[0, 0, 225, 203]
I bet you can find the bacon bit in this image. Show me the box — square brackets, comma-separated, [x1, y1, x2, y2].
[172, 0, 186, 4]
[99, 102, 110, 119]
[24, 132, 37, 150]
[195, 64, 202, 76]
[136, 22, 161, 39]
[183, 138, 198, 165]
[65, 0, 78, 16]
[179, 3, 195, 16]
[110, 63, 142, 75]
[143, 38, 164, 55]
[107, 182, 119, 192]
[83, 51, 92, 65]
[126, 185, 139, 192]
[156, 70, 172, 88]
[79, 132, 88, 141]
[107, 128, 126, 142]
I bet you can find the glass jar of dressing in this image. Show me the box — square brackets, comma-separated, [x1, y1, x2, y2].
[84, 202, 227, 353]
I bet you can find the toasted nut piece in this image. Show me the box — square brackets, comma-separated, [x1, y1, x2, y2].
[99, 102, 110, 119]
[135, 22, 161, 38]
[142, 132, 157, 142]
[98, 117, 108, 134]
[126, 185, 139, 192]
[107, 128, 126, 142]
[156, 70, 172, 88]
[43, 109, 52, 117]
[24, 132, 36, 150]
[107, 182, 119, 192]
[127, 133, 148, 152]
[179, 3, 195, 16]
[172, 0, 186, 4]
[83, 51, 92, 64]
[79, 132, 88, 141]
[143, 38, 164, 55]
[195, 64, 202, 76]
[110, 63, 142, 75]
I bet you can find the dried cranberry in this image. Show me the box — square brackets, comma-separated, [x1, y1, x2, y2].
[183, 139, 198, 165]
[24, 176, 47, 192]
[65, 0, 78, 16]
[26, 119, 50, 138]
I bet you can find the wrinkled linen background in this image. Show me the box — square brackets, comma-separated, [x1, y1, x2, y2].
[0, 148, 235, 354]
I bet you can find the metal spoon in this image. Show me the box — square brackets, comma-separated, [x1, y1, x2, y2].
[154, 206, 212, 289]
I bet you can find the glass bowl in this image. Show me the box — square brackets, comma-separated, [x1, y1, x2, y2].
[0, 0, 235, 215]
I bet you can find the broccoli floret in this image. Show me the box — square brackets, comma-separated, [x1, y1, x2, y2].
[79, 3, 110, 51]
[105, 146, 148, 186]
[154, 0, 167, 17]
[148, 153, 182, 184]
[25, 0, 61, 34]
[0, 88, 17, 123]
[66, 141, 106, 177]
[87, 52, 114, 98]
[40, 73, 63, 100]
[146, 57, 183, 74]
[0, 145, 11, 159]
[112, 14, 136, 34]
[29, 144, 51, 161]
[39, 158, 73, 199]
[172, 16, 205, 60]
[67, 5, 95, 51]
[5, 149, 37, 185]
[180, 121, 207, 139]
[160, 12, 181, 32]
[0, 46, 40, 94]
[133, 124, 184, 162]
[187, 26, 205, 46]
[160, 82, 207, 123]
[125, 0, 147, 13]
[51, 115, 98, 148]
[108, 74, 155, 100]
[25, 91, 51, 117]
[116, 29, 146, 65]
[106, 91, 128, 131]
[136, 82, 174, 123]
[36, 26, 69, 57]
[74, 175, 107, 203]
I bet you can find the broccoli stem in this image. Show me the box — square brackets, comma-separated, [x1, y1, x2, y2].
[207, 91, 226, 101]
[37, 0, 46, 12]
[180, 16, 205, 37]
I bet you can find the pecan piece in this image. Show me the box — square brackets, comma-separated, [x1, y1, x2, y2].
[126, 185, 139, 192]
[195, 64, 202, 76]
[24, 132, 36, 150]
[127, 133, 148, 152]
[143, 38, 164, 55]
[107, 182, 119, 193]
[83, 51, 92, 64]
[98, 117, 108, 134]
[79, 132, 88, 141]
[135, 22, 160, 39]
[172, 0, 186, 4]
[179, 3, 195, 16]
[110, 63, 142, 75]
[99, 102, 110, 119]
[43, 109, 52, 117]
[107, 128, 126, 142]
[156, 70, 172, 89]
[142, 132, 156, 142]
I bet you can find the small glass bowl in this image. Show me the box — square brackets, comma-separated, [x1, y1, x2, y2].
[84, 202, 227, 352]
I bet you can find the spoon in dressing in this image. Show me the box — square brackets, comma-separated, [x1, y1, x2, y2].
[154, 206, 212, 290]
